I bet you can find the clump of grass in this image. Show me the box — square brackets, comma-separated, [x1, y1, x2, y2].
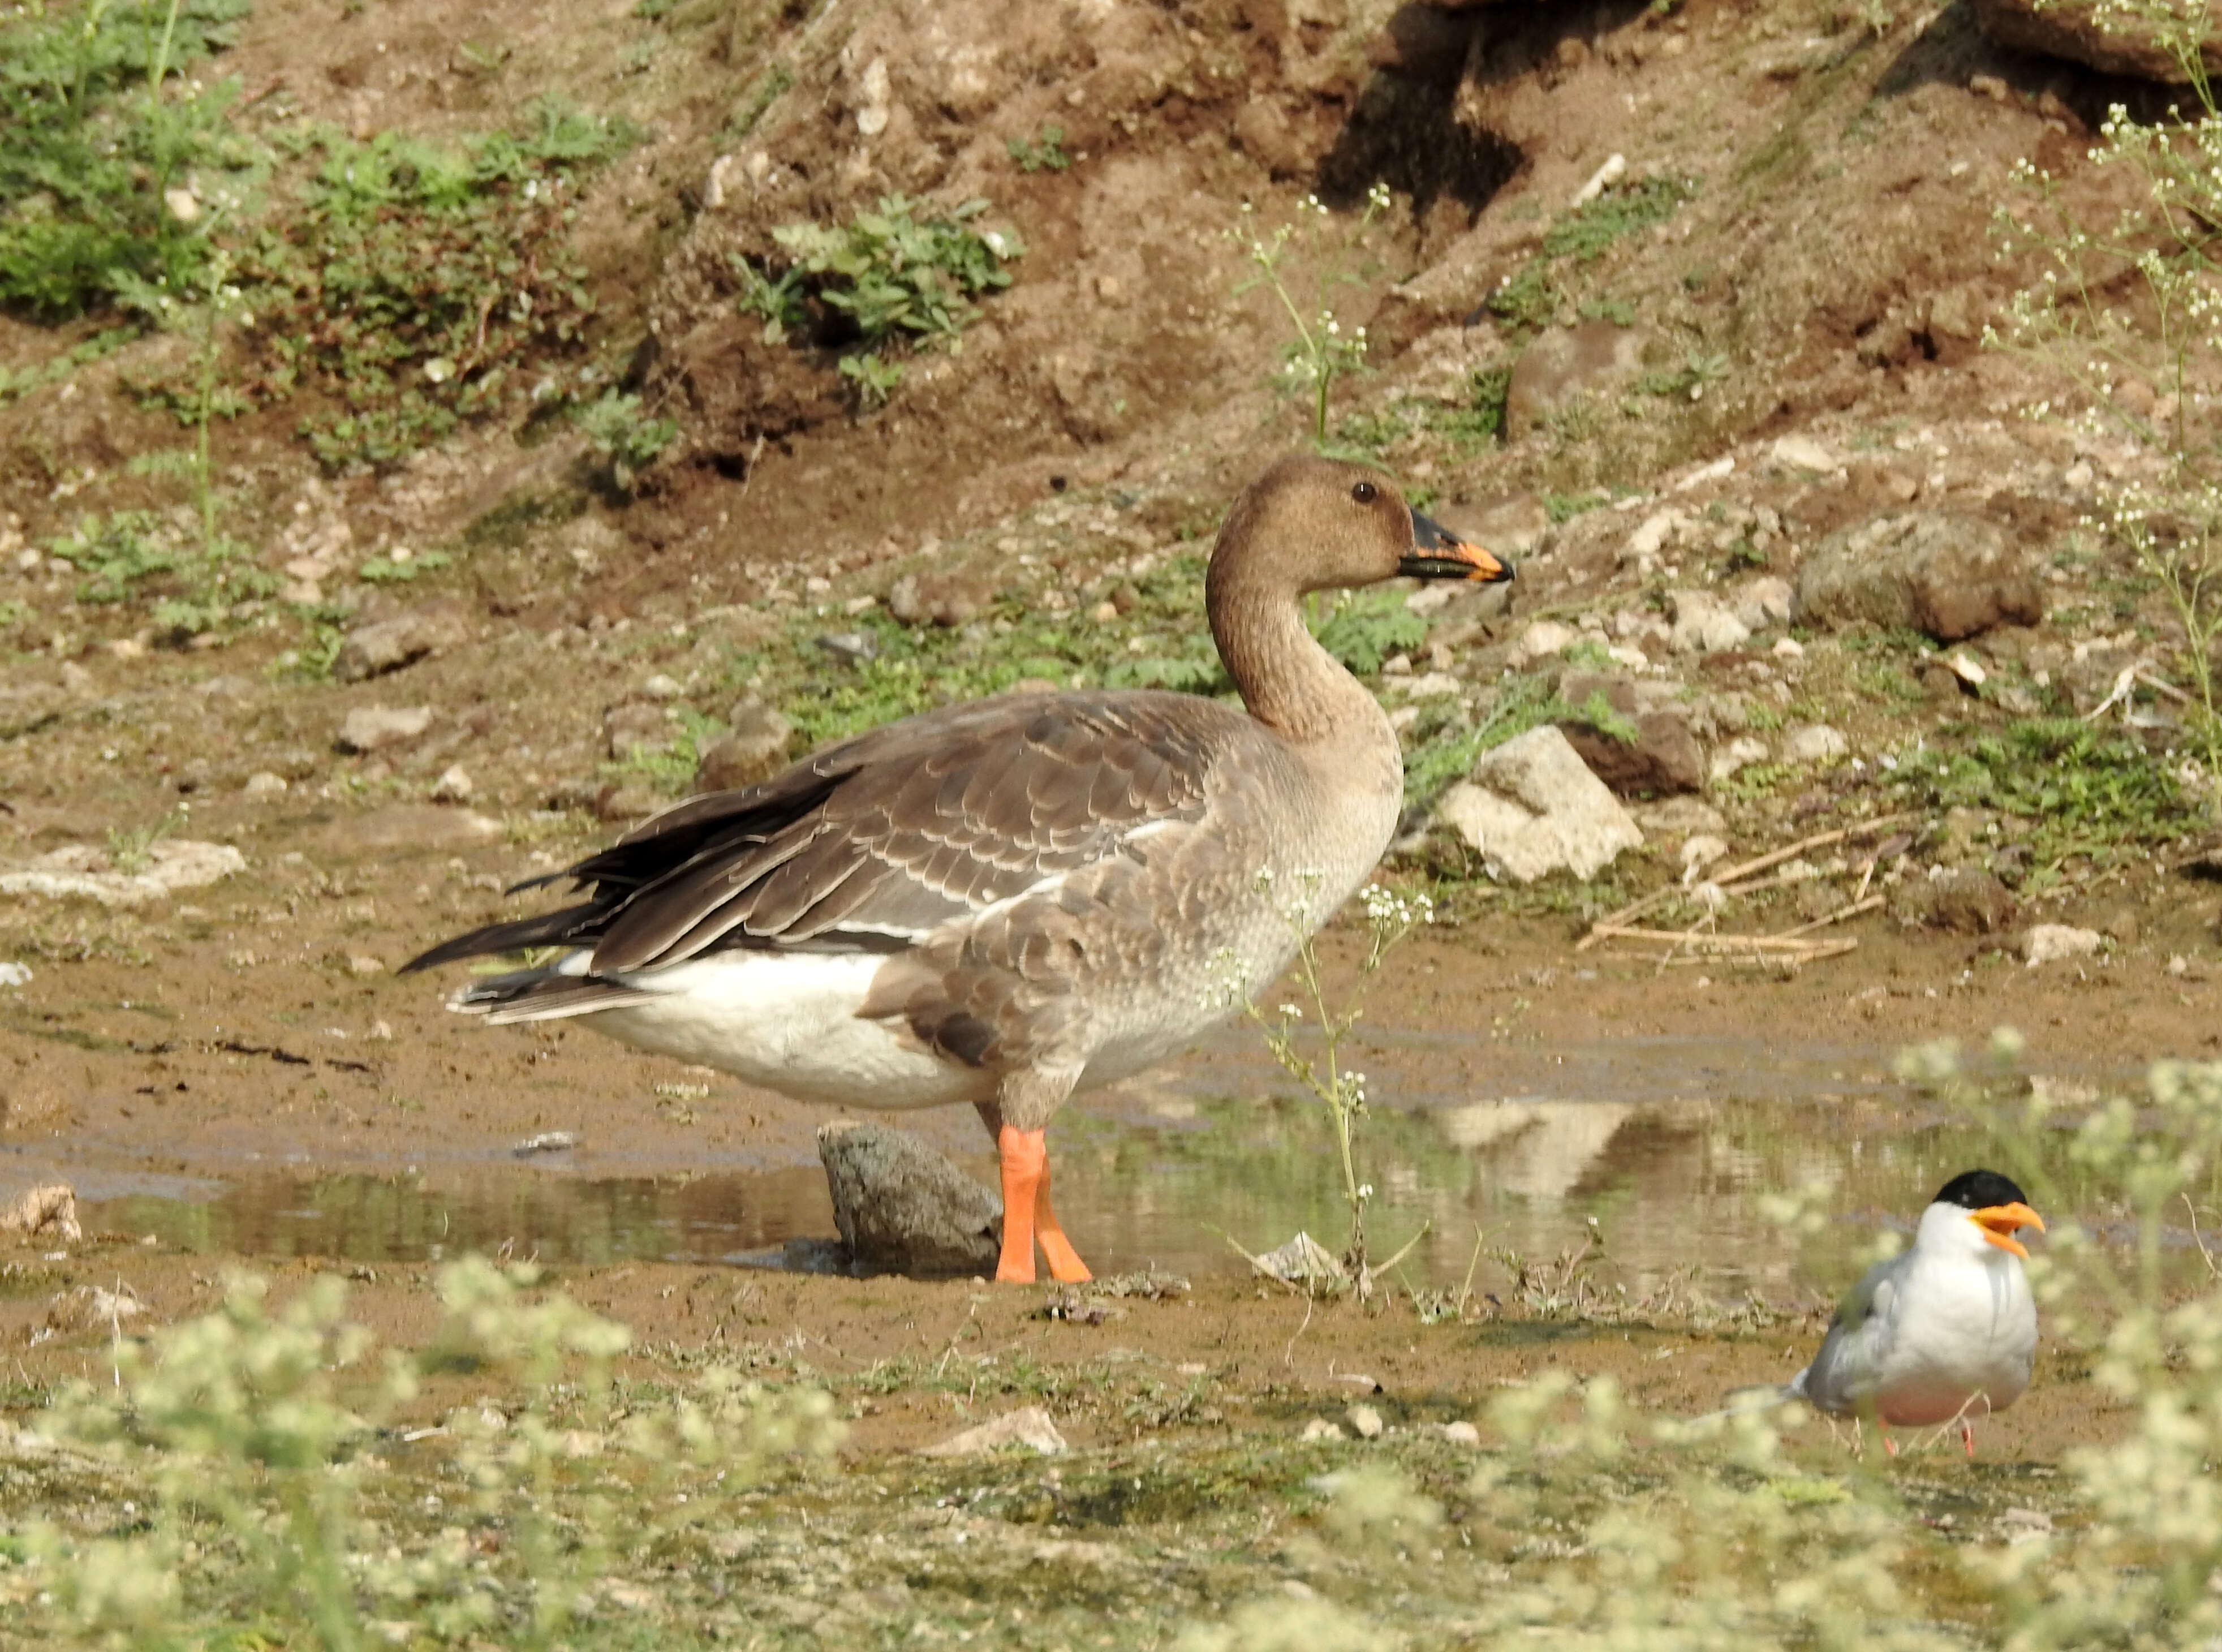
[1006, 124, 1071, 174]
[204, 101, 636, 472]
[572, 390, 679, 494]
[1487, 174, 1696, 334]
[0, 0, 256, 319]
[733, 195, 1023, 408]
[44, 508, 275, 643]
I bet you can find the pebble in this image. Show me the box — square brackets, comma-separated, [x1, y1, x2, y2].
[1782, 724, 1849, 763]
[1441, 1420, 1481, 1447]
[1299, 1418, 1346, 1442]
[430, 765, 473, 803]
[817, 631, 879, 664]
[1709, 735, 1771, 781]
[243, 771, 289, 797]
[347, 954, 386, 978]
[514, 1131, 582, 1157]
[641, 673, 684, 700]
[338, 705, 433, 754]
[0, 962, 30, 987]
[920, 1406, 1067, 1458]
[2025, 924, 2103, 969]
[1769, 434, 1840, 474]
[1346, 1404, 1385, 1440]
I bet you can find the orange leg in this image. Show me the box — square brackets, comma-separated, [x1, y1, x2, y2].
[995, 1126, 1093, 1284]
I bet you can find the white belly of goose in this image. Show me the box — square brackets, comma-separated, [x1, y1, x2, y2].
[587, 953, 987, 1110]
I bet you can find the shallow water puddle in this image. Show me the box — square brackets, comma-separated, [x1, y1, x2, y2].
[78, 1031, 2138, 1295]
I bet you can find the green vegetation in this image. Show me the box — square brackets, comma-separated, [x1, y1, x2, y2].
[1006, 124, 1071, 174]
[236, 104, 634, 472]
[572, 390, 679, 493]
[1487, 175, 1695, 334]
[1992, 6, 2222, 819]
[44, 509, 275, 642]
[0, 0, 256, 318]
[735, 195, 1023, 408]
[1891, 717, 2198, 874]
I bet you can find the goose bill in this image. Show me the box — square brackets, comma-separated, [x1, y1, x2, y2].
[1972, 1202, 2045, 1259]
[1402, 511, 1512, 583]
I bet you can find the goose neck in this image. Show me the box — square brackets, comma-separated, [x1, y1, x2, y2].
[1208, 578, 1386, 748]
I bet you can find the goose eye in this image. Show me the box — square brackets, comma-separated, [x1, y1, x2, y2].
[1351, 480, 1378, 505]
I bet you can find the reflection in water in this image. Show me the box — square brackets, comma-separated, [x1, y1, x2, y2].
[80, 1033, 2176, 1299]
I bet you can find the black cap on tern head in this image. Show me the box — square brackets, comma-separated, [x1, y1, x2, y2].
[1931, 1169, 2031, 1211]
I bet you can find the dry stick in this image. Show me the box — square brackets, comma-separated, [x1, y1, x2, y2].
[1577, 811, 1918, 950]
[1591, 925, 1860, 953]
[1771, 894, 1886, 939]
[1656, 938, 1859, 968]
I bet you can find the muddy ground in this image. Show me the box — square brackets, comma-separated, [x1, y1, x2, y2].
[1, 9, 2221, 1628]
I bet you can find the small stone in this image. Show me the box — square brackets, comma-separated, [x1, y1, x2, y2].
[514, 1131, 582, 1156]
[347, 954, 386, 978]
[0, 962, 28, 988]
[818, 1121, 1002, 1276]
[338, 705, 433, 754]
[1681, 834, 1729, 876]
[1090, 600, 1119, 623]
[243, 771, 289, 797]
[429, 765, 473, 803]
[1782, 724, 1849, 764]
[45, 1284, 141, 1335]
[0, 1180, 78, 1240]
[1769, 434, 1840, 474]
[920, 1406, 1067, 1458]
[696, 698, 795, 793]
[1734, 577, 1794, 631]
[1889, 868, 2018, 934]
[1668, 590, 1752, 655]
[604, 702, 670, 760]
[1636, 797, 1727, 836]
[1346, 1404, 1385, 1440]
[641, 673, 684, 700]
[1709, 735, 1771, 782]
[333, 601, 470, 682]
[816, 631, 879, 665]
[2025, 924, 2104, 968]
[1441, 1420, 1482, 1446]
[1772, 636, 1805, 659]
[1300, 1417, 1346, 1442]
[1398, 672, 1463, 700]
[1514, 620, 1578, 665]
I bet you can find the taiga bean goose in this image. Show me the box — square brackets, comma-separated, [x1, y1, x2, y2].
[403, 457, 1511, 1282]
[1787, 1169, 2043, 1456]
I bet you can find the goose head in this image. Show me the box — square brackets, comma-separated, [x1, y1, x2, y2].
[1207, 456, 1512, 600]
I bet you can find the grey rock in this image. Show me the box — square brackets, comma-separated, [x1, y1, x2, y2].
[1971, 0, 2222, 83]
[817, 1120, 1001, 1276]
[1782, 724, 1849, 764]
[1505, 320, 1647, 441]
[1635, 796, 1727, 837]
[338, 705, 433, 754]
[1435, 725, 1644, 882]
[334, 601, 471, 682]
[2025, 923, 2105, 967]
[695, 698, 794, 793]
[45, 1284, 143, 1335]
[816, 631, 879, 665]
[1794, 513, 2043, 642]
[1669, 589, 1752, 655]
[604, 701, 670, 760]
[1889, 868, 2018, 934]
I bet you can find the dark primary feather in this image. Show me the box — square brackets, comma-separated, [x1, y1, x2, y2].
[403, 690, 1247, 979]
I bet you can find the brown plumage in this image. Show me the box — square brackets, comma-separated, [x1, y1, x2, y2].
[404, 457, 1511, 1282]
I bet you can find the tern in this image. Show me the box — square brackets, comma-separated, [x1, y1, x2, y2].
[1785, 1168, 2043, 1456]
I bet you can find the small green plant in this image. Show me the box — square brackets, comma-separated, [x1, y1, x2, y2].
[1218, 877, 1433, 1283]
[355, 549, 453, 583]
[1637, 350, 1731, 402]
[735, 196, 1023, 409]
[1006, 124, 1071, 173]
[572, 390, 679, 493]
[45, 508, 275, 640]
[0, 0, 256, 319]
[1486, 175, 1695, 336]
[1310, 586, 1427, 675]
[1230, 182, 1393, 448]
